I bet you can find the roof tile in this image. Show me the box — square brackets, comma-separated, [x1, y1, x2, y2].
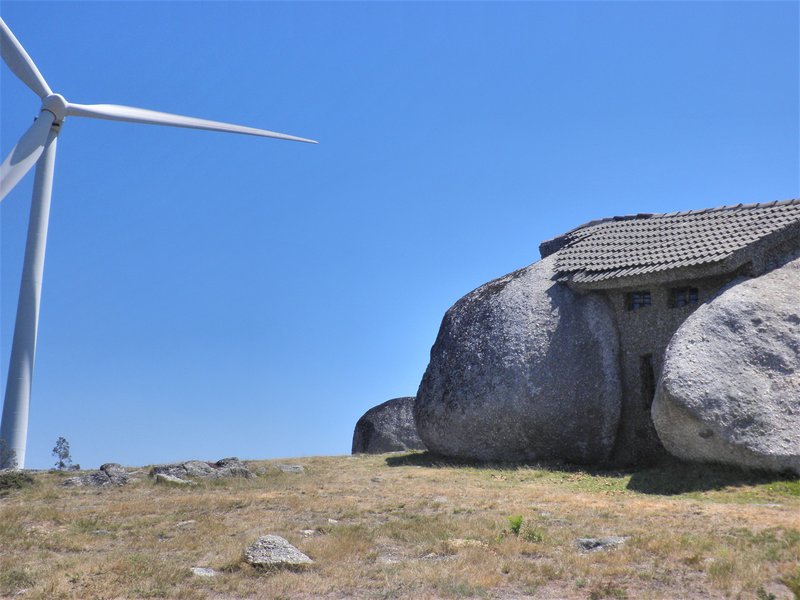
[550, 199, 800, 283]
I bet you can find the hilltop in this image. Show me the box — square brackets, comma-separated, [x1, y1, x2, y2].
[1, 453, 798, 599]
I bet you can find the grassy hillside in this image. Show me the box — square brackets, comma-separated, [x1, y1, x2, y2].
[1, 453, 798, 599]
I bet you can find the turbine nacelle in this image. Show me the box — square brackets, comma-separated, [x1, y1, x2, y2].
[41, 94, 68, 123]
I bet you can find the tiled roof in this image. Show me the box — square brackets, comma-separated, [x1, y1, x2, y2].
[543, 199, 800, 284]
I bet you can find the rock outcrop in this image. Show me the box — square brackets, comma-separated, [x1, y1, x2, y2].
[352, 396, 426, 454]
[414, 255, 622, 463]
[652, 255, 800, 475]
[149, 457, 253, 480]
[63, 463, 129, 487]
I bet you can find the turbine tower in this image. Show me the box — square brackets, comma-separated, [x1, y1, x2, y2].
[0, 18, 316, 468]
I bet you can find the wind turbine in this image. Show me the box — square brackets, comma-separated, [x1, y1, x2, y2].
[0, 18, 317, 468]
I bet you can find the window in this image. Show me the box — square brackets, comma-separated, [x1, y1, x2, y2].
[626, 291, 651, 311]
[671, 287, 699, 308]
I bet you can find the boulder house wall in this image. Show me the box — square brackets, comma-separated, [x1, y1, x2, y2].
[596, 276, 732, 465]
[569, 233, 800, 466]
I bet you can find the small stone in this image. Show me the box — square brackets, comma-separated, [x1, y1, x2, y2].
[377, 555, 400, 564]
[91, 529, 112, 536]
[421, 552, 454, 562]
[154, 473, 195, 486]
[190, 567, 217, 577]
[244, 535, 313, 568]
[327, 518, 339, 524]
[255, 466, 268, 476]
[277, 464, 304, 474]
[300, 529, 317, 537]
[175, 520, 197, 528]
[448, 538, 487, 549]
[575, 536, 627, 552]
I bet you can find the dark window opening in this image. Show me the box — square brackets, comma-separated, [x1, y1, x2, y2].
[671, 287, 699, 308]
[626, 291, 651, 311]
[640, 354, 656, 409]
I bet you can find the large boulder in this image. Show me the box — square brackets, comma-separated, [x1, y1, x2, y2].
[414, 255, 622, 463]
[652, 255, 800, 475]
[352, 397, 426, 454]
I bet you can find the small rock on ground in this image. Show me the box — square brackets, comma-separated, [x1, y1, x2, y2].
[276, 464, 304, 474]
[175, 520, 197, 528]
[154, 473, 196, 486]
[244, 535, 313, 568]
[448, 538, 488, 549]
[575, 536, 628, 552]
[190, 567, 217, 577]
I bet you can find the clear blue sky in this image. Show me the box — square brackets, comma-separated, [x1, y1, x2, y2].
[1, 1, 798, 469]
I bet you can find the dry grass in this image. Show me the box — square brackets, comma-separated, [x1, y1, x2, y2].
[1, 453, 798, 599]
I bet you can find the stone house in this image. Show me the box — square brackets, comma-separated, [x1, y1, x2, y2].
[538, 199, 800, 465]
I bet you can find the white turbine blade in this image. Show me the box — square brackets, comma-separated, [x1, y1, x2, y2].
[0, 18, 52, 98]
[0, 112, 55, 202]
[66, 103, 318, 144]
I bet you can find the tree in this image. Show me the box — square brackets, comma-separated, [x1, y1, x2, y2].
[52, 437, 73, 470]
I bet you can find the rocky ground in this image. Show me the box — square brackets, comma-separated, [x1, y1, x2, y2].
[0, 453, 798, 599]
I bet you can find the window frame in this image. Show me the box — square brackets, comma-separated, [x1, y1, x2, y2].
[670, 287, 699, 308]
[626, 290, 652, 311]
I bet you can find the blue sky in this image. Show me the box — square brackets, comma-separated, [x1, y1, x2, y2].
[1, 1, 798, 469]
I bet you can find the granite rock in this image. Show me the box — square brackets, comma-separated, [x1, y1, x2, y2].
[244, 535, 313, 568]
[653, 255, 800, 475]
[62, 463, 129, 487]
[154, 473, 196, 486]
[575, 536, 628, 552]
[352, 396, 426, 454]
[415, 255, 622, 463]
[149, 457, 253, 481]
[276, 464, 304, 474]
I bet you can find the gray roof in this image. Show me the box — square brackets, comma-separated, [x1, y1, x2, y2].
[541, 199, 800, 285]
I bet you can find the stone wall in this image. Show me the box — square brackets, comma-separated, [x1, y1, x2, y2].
[602, 274, 736, 465]
[597, 233, 800, 465]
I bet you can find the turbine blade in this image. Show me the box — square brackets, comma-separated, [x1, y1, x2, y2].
[66, 103, 318, 144]
[0, 18, 52, 98]
[0, 112, 55, 202]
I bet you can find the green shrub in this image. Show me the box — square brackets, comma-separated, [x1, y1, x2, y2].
[523, 527, 545, 543]
[507, 515, 524, 536]
[0, 568, 35, 595]
[0, 471, 35, 494]
[781, 565, 800, 598]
